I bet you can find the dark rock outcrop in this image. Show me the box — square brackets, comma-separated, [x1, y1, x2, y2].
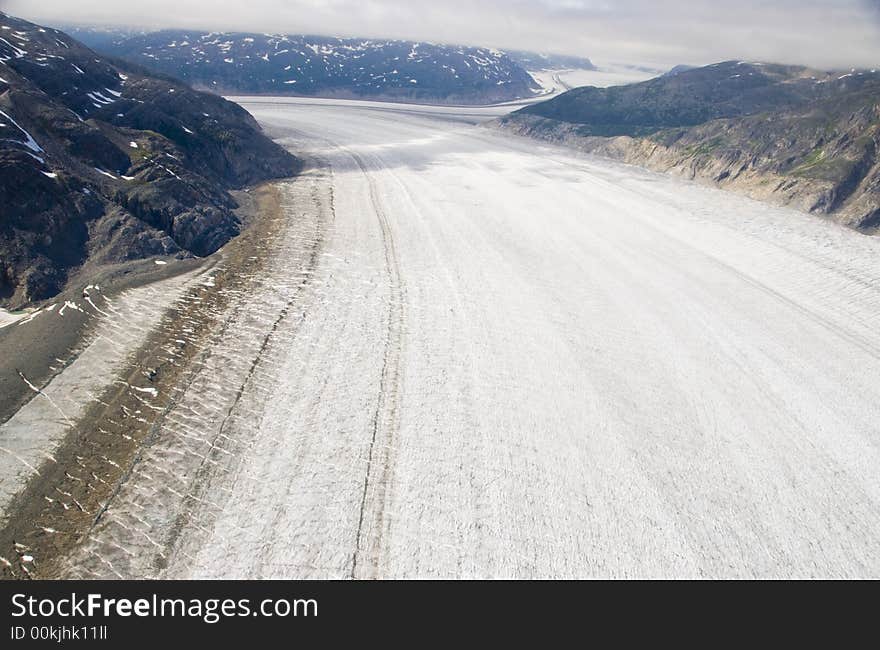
[0, 12, 300, 308]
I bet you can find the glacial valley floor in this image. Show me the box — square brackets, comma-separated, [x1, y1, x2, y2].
[2, 96, 880, 578]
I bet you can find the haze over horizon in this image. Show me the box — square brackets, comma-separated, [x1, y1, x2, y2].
[4, 0, 880, 70]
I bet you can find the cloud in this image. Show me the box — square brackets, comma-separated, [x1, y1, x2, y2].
[5, 0, 880, 69]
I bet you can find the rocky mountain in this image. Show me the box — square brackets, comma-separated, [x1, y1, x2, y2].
[0, 12, 299, 308]
[498, 61, 880, 232]
[68, 28, 542, 104]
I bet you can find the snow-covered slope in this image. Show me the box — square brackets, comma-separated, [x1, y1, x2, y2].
[70, 29, 542, 104]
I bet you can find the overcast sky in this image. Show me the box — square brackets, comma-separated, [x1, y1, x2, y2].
[4, 0, 880, 69]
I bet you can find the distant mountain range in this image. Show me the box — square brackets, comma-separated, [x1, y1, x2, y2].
[502, 50, 595, 71]
[66, 28, 557, 104]
[0, 12, 298, 308]
[499, 61, 880, 232]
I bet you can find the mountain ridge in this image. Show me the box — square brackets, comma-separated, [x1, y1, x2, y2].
[0, 12, 299, 308]
[497, 61, 880, 232]
[68, 28, 545, 104]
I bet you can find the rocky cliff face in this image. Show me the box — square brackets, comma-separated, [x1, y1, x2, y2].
[498, 62, 880, 232]
[69, 29, 542, 104]
[0, 13, 299, 308]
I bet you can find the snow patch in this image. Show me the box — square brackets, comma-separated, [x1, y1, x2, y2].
[0, 109, 43, 153]
[58, 301, 84, 316]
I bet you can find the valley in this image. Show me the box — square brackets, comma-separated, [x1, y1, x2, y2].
[3, 96, 879, 578]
